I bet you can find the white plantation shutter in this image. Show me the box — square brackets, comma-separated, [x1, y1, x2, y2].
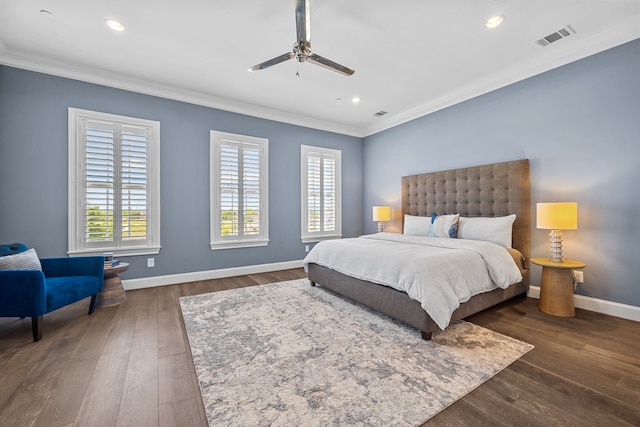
[301, 145, 341, 242]
[243, 145, 261, 236]
[323, 157, 336, 232]
[69, 108, 160, 256]
[211, 131, 268, 249]
[84, 120, 116, 243]
[120, 125, 150, 241]
[220, 143, 240, 236]
[306, 156, 321, 232]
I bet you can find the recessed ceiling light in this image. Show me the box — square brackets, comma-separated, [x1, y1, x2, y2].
[352, 97, 360, 103]
[485, 15, 506, 29]
[105, 19, 126, 32]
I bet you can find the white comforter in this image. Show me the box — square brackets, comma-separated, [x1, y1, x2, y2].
[303, 233, 523, 330]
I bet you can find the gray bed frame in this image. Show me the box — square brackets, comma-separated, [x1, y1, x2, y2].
[308, 159, 531, 340]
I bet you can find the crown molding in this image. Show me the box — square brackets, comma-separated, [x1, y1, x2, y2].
[0, 51, 365, 138]
[363, 24, 640, 137]
[2, 20, 638, 140]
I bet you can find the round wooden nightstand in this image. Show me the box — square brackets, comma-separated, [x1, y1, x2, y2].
[531, 257, 586, 317]
[96, 262, 129, 308]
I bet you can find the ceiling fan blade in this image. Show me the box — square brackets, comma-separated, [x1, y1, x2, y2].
[308, 53, 355, 76]
[295, 0, 310, 42]
[249, 52, 295, 72]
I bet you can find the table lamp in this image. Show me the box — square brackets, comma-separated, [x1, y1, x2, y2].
[536, 202, 577, 263]
[372, 206, 391, 232]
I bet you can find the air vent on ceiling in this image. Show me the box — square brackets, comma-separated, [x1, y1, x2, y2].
[373, 110, 389, 117]
[535, 25, 576, 47]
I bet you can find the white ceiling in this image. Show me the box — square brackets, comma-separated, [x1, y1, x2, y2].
[1, 1, 639, 137]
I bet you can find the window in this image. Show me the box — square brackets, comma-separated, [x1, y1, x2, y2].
[68, 108, 160, 256]
[210, 130, 269, 250]
[301, 145, 342, 242]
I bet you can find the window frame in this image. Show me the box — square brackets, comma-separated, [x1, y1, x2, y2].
[68, 107, 161, 257]
[210, 130, 269, 250]
[301, 144, 342, 243]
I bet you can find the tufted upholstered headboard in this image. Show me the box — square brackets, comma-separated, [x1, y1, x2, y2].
[401, 159, 530, 266]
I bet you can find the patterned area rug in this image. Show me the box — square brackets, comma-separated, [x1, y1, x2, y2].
[179, 279, 533, 426]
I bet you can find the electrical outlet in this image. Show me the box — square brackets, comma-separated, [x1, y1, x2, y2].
[305, 245, 310, 253]
[573, 270, 584, 284]
[147, 258, 155, 267]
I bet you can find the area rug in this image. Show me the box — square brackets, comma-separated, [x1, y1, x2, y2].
[179, 279, 533, 426]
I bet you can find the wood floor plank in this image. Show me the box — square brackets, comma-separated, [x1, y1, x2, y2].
[159, 399, 206, 427]
[73, 314, 136, 427]
[513, 359, 640, 426]
[0, 347, 63, 427]
[0, 303, 95, 425]
[71, 306, 119, 360]
[157, 285, 186, 358]
[515, 340, 638, 407]
[32, 355, 100, 427]
[114, 286, 143, 319]
[424, 398, 505, 426]
[116, 333, 159, 427]
[1, 332, 86, 426]
[133, 287, 158, 338]
[480, 365, 617, 427]
[159, 352, 196, 406]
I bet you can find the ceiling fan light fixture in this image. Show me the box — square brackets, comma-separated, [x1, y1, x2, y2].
[485, 15, 506, 29]
[105, 19, 126, 32]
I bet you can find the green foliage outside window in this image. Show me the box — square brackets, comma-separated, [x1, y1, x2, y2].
[221, 208, 260, 236]
[86, 205, 146, 241]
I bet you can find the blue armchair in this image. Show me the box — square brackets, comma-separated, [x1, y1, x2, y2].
[0, 243, 104, 341]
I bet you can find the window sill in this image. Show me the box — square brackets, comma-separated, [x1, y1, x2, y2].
[210, 239, 269, 250]
[68, 246, 161, 257]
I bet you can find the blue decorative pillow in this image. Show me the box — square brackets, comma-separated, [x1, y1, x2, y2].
[429, 214, 459, 238]
[0, 243, 29, 257]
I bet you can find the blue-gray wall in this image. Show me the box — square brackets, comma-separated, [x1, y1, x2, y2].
[0, 66, 363, 279]
[2, 38, 639, 307]
[363, 39, 640, 307]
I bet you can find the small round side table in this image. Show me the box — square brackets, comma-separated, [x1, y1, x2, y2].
[96, 262, 129, 308]
[531, 257, 586, 317]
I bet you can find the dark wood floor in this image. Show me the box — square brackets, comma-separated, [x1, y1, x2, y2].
[1, 268, 638, 427]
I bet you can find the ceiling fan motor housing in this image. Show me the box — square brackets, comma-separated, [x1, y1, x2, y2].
[294, 41, 312, 62]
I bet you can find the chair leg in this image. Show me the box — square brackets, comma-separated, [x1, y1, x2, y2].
[32, 316, 43, 342]
[88, 294, 97, 314]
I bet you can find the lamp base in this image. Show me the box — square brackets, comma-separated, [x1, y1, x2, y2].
[548, 229, 564, 263]
[377, 222, 384, 232]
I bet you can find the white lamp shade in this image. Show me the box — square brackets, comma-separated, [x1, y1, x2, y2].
[372, 206, 391, 222]
[537, 202, 578, 230]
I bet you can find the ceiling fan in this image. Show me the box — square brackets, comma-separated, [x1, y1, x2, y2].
[249, 0, 355, 76]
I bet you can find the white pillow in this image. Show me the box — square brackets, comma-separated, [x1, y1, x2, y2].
[403, 214, 431, 236]
[0, 248, 42, 270]
[457, 214, 516, 247]
[429, 214, 459, 238]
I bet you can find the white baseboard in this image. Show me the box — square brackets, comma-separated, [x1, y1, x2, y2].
[122, 260, 305, 291]
[528, 285, 640, 322]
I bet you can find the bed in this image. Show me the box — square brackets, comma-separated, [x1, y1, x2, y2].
[304, 159, 530, 340]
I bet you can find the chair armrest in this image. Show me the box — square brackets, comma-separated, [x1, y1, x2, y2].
[0, 270, 47, 316]
[41, 256, 105, 282]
